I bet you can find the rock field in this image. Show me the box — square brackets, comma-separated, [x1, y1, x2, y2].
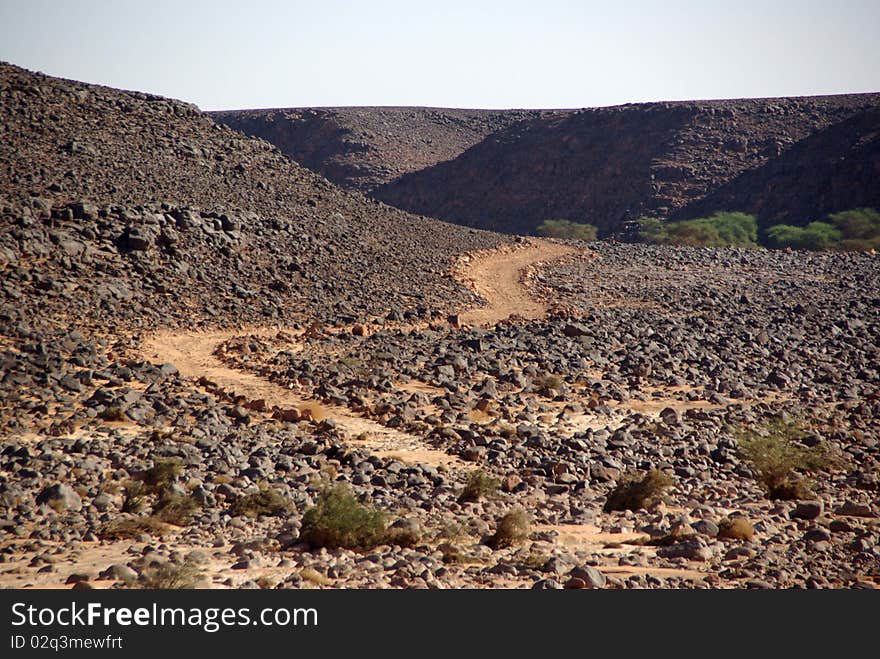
[1, 62, 878, 589]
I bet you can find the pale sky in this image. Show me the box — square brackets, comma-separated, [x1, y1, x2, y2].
[1, 0, 878, 110]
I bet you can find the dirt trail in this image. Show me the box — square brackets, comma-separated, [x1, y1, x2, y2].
[457, 240, 579, 326]
[141, 239, 581, 469]
[142, 329, 461, 468]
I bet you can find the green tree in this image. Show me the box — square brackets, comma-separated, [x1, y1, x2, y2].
[535, 219, 598, 241]
[637, 212, 758, 247]
[635, 216, 668, 242]
[828, 208, 880, 240]
[766, 222, 842, 250]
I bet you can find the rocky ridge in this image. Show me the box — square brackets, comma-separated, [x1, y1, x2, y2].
[374, 95, 880, 235]
[210, 106, 546, 193]
[1, 63, 878, 590]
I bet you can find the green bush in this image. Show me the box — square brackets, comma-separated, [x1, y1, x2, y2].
[736, 417, 835, 499]
[634, 217, 667, 242]
[766, 208, 879, 251]
[231, 485, 292, 518]
[829, 208, 880, 240]
[637, 212, 758, 247]
[536, 219, 598, 241]
[604, 469, 675, 512]
[486, 508, 531, 549]
[766, 222, 842, 250]
[458, 470, 500, 503]
[300, 484, 387, 550]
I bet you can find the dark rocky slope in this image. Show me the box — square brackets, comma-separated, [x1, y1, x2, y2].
[210, 107, 545, 193]
[673, 108, 880, 228]
[364, 95, 880, 235]
[0, 62, 510, 333]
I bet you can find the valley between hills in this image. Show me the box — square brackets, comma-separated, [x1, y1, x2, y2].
[1, 62, 878, 590]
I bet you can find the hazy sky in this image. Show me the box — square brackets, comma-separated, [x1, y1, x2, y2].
[1, 1, 878, 110]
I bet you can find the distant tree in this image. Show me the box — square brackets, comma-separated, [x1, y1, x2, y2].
[766, 222, 842, 250]
[637, 212, 758, 247]
[828, 208, 880, 240]
[536, 219, 598, 241]
[665, 220, 722, 246]
[705, 211, 759, 246]
[635, 216, 668, 243]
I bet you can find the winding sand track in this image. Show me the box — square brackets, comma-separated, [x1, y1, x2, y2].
[456, 240, 577, 326]
[141, 239, 580, 468]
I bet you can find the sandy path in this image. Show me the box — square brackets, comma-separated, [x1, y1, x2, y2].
[141, 329, 462, 469]
[457, 240, 579, 326]
[141, 239, 580, 470]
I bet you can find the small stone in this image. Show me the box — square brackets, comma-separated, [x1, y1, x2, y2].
[568, 565, 607, 588]
[692, 519, 719, 537]
[791, 501, 824, 520]
[835, 501, 875, 518]
[36, 484, 83, 512]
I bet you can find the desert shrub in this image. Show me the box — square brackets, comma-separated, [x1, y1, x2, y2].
[99, 405, 126, 422]
[635, 217, 667, 242]
[98, 516, 167, 540]
[766, 221, 842, 250]
[603, 469, 675, 512]
[718, 516, 755, 541]
[736, 418, 834, 499]
[300, 484, 387, 550]
[135, 561, 202, 589]
[438, 542, 467, 564]
[536, 219, 598, 241]
[231, 485, 292, 518]
[665, 220, 723, 246]
[153, 493, 200, 525]
[384, 520, 422, 548]
[837, 237, 880, 251]
[534, 373, 565, 396]
[766, 209, 880, 252]
[639, 212, 758, 247]
[486, 508, 531, 549]
[142, 458, 184, 491]
[459, 470, 500, 503]
[121, 481, 147, 514]
[829, 208, 880, 240]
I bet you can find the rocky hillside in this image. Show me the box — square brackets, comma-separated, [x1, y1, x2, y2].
[1, 63, 878, 593]
[210, 107, 545, 193]
[674, 108, 880, 229]
[324, 95, 880, 236]
[0, 62, 510, 333]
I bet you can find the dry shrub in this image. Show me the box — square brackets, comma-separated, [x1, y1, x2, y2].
[458, 470, 500, 503]
[300, 484, 387, 550]
[487, 508, 531, 549]
[231, 485, 292, 518]
[535, 373, 565, 396]
[299, 402, 328, 422]
[121, 481, 147, 513]
[142, 458, 184, 492]
[135, 561, 202, 589]
[604, 469, 675, 512]
[718, 516, 755, 541]
[98, 516, 168, 541]
[153, 493, 200, 525]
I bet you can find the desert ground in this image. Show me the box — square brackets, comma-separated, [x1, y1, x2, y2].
[1, 62, 878, 589]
